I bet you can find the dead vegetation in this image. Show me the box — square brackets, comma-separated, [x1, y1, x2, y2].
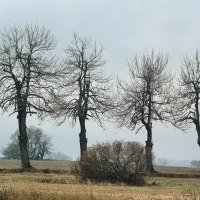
[0, 160, 200, 199]
[71, 141, 147, 186]
[0, 167, 70, 174]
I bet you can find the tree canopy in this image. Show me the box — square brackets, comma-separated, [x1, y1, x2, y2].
[1, 126, 53, 160]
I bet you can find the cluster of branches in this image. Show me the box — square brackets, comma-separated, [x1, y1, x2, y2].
[0, 23, 61, 116]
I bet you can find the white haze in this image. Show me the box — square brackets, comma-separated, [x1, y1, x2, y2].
[0, 0, 200, 164]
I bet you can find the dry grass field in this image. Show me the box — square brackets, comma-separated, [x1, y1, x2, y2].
[0, 159, 200, 200]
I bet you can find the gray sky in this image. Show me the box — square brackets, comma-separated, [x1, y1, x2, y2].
[0, 0, 200, 161]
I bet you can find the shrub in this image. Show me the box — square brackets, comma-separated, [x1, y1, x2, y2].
[71, 140, 146, 185]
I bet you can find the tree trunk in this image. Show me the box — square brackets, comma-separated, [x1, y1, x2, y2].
[197, 132, 200, 147]
[79, 117, 87, 159]
[17, 111, 32, 169]
[196, 125, 200, 147]
[145, 127, 155, 173]
[40, 148, 45, 160]
[145, 146, 153, 173]
[40, 153, 44, 160]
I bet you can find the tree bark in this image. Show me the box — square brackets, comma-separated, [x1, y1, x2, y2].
[17, 110, 32, 169]
[79, 118, 87, 159]
[145, 145, 153, 173]
[196, 126, 200, 147]
[145, 127, 155, 173]
[195, 94, 200, 147]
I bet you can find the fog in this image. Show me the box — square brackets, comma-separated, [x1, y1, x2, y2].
[0, 0, 200, 164]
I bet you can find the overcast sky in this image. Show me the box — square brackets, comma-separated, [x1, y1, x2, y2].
[0, 0, 200, 162]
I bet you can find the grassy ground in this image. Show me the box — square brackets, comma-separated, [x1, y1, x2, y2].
[0, 158, 72, 169]
[0, 159, 200, 200]
[154, 165, 200, 174]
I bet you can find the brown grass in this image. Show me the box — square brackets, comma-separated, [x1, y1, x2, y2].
[0, 160, 200, 199]
[0, 158, 72, 170]
[1, 172, 200, 200]
[0, 187, 199, 200]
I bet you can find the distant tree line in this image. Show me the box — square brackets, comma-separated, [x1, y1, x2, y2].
[1, 126, 71, 161]
[0, 22, 200, 171]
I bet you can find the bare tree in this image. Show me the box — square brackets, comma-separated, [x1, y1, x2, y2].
[51, 33, 114, 158]
[115, 51, 173, 173]
[172, 50, 200, 147]
[157, 158, 168, 166]
[48, 151, 72, 161]
[0, 23, 60, 168]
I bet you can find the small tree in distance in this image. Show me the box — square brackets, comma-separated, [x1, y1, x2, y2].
[157, 158, 168, 166]
[1, 142, 20, 159]
[191, 160, 200, 168]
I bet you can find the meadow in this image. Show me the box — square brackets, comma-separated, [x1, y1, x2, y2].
[0, 159, 200, 200]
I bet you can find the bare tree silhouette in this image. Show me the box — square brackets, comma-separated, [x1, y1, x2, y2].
[50, 33, 114, 158]
[0, 23, 61, 168]
[114, 51, 173, 172]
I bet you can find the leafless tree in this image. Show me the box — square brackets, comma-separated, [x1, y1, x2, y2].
[114, 51, 173, 173]
[157, 158, 168, 166]
[0, 23, 61, 168]
[51, 33, 114, 158]
[48, 151, 72, 161]
[172, 50, 200, 146]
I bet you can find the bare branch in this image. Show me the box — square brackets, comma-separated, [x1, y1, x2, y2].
[171, 50, 200, 146]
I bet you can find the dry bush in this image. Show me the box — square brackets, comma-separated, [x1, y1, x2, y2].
[71, 140, 146, 186]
